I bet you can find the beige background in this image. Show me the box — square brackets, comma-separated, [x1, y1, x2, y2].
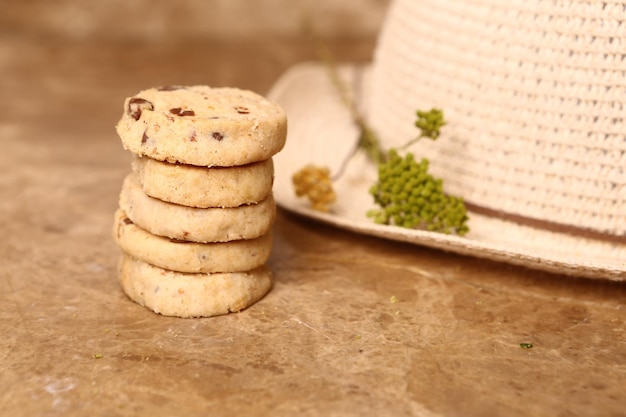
[2, 0, 391, 40]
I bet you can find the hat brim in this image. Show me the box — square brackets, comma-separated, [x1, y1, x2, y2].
[267, 62, 626, 281]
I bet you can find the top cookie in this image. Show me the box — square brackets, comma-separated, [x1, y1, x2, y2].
[115, 85, 287, 167]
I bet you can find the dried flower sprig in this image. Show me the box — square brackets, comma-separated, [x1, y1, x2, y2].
[291, 22, 469, 235]
[292, 165, 336, 212]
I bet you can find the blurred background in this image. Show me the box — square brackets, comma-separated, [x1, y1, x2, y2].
[0, 0, 390, 142]
[2, 0, 390, 41]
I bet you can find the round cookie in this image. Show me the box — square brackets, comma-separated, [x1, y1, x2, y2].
[118, 254, 273, 318]
[132, 155, 274, 208]
[113, 209, 273, 273]
[115, 85, 287, 167]
[119, 173, 276, 243]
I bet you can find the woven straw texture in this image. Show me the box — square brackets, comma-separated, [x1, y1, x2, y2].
[368, 0, 626, 236]
[268, 64, 625, 280]
[267, 0, 626, 281]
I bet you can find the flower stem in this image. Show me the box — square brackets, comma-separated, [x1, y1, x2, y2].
[303, 18, 387, 179]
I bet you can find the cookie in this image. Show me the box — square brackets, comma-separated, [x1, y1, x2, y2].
[132, 155, 274, 208]
[118, 254, 273, 318]
[115, 85, 287, 167]
[118, 173, 276, 243]
[113, 209, 273, 273]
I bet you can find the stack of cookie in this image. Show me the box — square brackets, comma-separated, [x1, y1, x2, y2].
[111, 85, 287, 318]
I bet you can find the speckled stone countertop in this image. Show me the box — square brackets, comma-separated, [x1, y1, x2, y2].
[1, 36, 625, 417]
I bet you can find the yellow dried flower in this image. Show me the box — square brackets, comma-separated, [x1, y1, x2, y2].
[292, 164, 337, 212]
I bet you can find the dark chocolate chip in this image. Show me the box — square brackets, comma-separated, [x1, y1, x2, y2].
[141, 131, 149, 144]
[168, 238, 189, 243]
[158, 85, 185, 91]
[169, 107, 195, 116]
[122, 217, 133, 225]
[212, 132, 224, 141]
[128, 98, 154, 121]
[234, 106, 250, 114]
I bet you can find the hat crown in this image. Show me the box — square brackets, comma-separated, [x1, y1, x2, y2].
[366, 0, 626, 236]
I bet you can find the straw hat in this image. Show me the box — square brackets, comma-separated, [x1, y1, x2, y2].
[268, 0, 626, 281]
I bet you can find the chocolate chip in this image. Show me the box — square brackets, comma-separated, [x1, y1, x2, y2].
[168, 238, 188, 243]
[212, 132, 224, 141]
[128, 98, 154, 121]
[169, 107, 195, 117]
[141, 131, 149, 144]
[158, 85, 185, 91]
[234, 106, 250, 114]
[122, 217, 133, 225]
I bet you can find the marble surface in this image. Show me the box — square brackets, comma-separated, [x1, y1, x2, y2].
[1, 35, 625, 417]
